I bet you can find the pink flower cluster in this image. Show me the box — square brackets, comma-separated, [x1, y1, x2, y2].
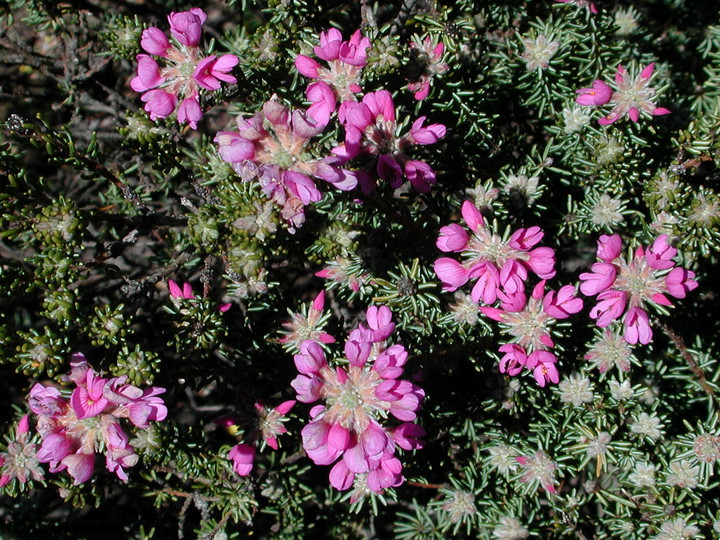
[27, 353, 167, 484]
[434, 201, 584, 387]
[131, 8, 238, 129]
[215, 98, 357, 231]
[291, 306, 425, 500]
[407, 36, 449, 101]
[575, 63, 670, 125]
[295, 28, 371, 126]
[434, 200, 556, 303]
[223, 400, 296, 477]
[579, 234, 698, 344]
[334, 90, 447, 193]
[294, 29, 447, 194]
[480, 281, 583, 387]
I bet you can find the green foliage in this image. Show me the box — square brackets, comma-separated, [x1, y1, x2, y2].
[2, 0, 720, 538]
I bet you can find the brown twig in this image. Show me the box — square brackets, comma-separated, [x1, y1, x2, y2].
[406, 480, 445, 489]
[659, 321, 716, 399]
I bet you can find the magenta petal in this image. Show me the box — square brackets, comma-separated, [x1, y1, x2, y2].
[71, 387, 108, 419]
[329, 460, 354, 490]
[215, 132, 255, 163]
[177, 95, 202, 129]
[434, 258, 469, 291]
[461, 200, 484, 232]
[295, 54, 320, 78]
[437, 224, 469, 252]
[343, 441, 369, 473]
[392, 423, 426, 450]
[63, 453, 95, 484]
[228, 443, 255, 476]
[361, 422, 388, 458]
[133, 54, 163, 91]
[140, 27, 171, 57]
[327, 423, 351, 452]
[141, 89, 177, 120]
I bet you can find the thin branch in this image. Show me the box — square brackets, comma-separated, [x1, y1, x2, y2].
[659, 321, 716, 399]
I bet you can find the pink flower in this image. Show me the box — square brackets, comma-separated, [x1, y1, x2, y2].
[70, 370, 109, 419]
[575, 80, 612, 106]
[130, 9, 237, 129]
[434, 200, 556, 302]
[193, 55, 239, 90]
[579, 263, 617, 296]
[581, 234, 698, 344]
[365, 305, 396, 342]
[543, 285, 584, 319]
[533, 357, 559, 387]
[409, 116, 447, 145]
[216, 98, 356, 231]
[167, 280, 231, 312]
[28, 355, 167, 484]
[295, 29, 370, 124]
[597, 234, 623, 262]
[434, 258, 470, 292]
[140, 27, 171, 57]
[498, 344, 527, 376]
[577, 63, 671, 126]
[228, 443, 255, 476]
[392, 423, 426, 450]
[168, 7, 206, 47]
[665, 267, 698, 299]
[306, 81, 336, 128]
[437, 224, 469, 252]
[169, 279, 194, 299]
[470, 262, 500, 304]
[280, 290, 336, 350]
[62, 453, 95, 485]
[623, 307, 652, 345]
[483, 282, 580, 386]
[527, 247, 557, 280]
[590, 289, 628, 327]
[291, 306, 424, 497]
[334, 90, 445, 193]
[257, 400, 295, 450]
[646, 234, 677, 270]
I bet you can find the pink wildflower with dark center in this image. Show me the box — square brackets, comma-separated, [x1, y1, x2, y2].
[295, 29, 371, 126]
[434, 200, 556, 304]
[0, 415, 44, 487]
[575, 63, 671, 125]
[407, 36, 449, 101]
[480, 281, 583, 387]
[579, 234, 698, 345]
[334, 90, 446, 193]
[291, 306, 425, 499]
[27, 353, 167, 484]
[279, 290, 336, 352]
[130, 8, 238, 129]
[215, 98, 357, 231]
